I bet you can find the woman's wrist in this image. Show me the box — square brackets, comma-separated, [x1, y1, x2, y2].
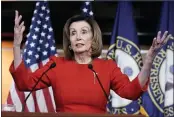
[145, 57, 153, 64]
[143, 59, 153, 70]
[13, 43, 21, 48]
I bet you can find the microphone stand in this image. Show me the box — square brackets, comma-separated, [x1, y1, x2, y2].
[22, 62, 56, 112]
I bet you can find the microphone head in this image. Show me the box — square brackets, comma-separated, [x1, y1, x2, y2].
[88, 64, 93, 69]
[50, 62, 56, 68]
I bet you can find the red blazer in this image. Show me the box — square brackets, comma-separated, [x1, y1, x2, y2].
[9, 56, 148, 113]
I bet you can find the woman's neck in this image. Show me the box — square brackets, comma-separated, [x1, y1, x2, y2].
[74, 53, 92, 64]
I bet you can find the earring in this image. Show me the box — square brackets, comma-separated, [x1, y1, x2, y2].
[69, 45, 72, 50]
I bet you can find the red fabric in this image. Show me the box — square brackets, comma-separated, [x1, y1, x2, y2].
[9, 56, 148, 113]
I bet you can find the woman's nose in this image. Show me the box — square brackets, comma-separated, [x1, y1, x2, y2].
[76, 33, 82, 40]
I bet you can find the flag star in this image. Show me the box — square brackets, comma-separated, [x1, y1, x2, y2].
[41, 5, 46, 10]
[85, 2, 90, 5]
[28, 50, 33, 56]
[30, 25, 33, 29]
[37, 20, 41, 25]
[45, 16, 50, 21]
[30, 42, 35, 48]
[48, 27, 53, 32]
[43, 24, 48, 29]
[47, 10, 50, 13]
[39, 13, 44, 17]
[51, 46, 56, 51]
[34, 10, 37, 14]
[32, 34, 37, 40]
[42, 51, 48, 56]
[24, 49, 27, 53]
[25, 41, 28, 45]
[131, 108, 134, 111]
[26, 58, 31, 64]
[34, 27, 40, 32]
[83, 8, 88, 13]
[35, 54, 39, 59]
[47, 35, 51, 39]
[89, 11, 93, 16]
[32, 17, 35, 21]
[41, 32, 46, 37]
[36, 2, 40, 6]
[26, 33, 30, 38]
[39, 40, 43, 44]
[37, 47, 41, 51]
[45, 43, 49, 48]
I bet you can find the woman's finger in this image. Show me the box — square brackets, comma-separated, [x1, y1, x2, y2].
[21, 26, 25, 33]
[18, 21, 24, 31]
[152, 37, 156, 47]
[161, 31, 168, 43]
[157, 31, 161, 43]
[161, 34, 171, 45]
[15, 15, 22, 28]
[15, 10, 19, 23]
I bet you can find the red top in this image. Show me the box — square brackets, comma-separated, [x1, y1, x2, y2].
[9, 56, 148, 113]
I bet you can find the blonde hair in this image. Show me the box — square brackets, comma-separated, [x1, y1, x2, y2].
[63, 15, 103, 60]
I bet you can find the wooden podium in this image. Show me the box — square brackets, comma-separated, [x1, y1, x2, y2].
[2, 112, 146, 117]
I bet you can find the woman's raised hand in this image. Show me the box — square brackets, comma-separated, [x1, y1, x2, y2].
[13, 10, 25, 47]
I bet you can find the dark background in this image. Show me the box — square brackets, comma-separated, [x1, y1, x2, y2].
[1, 1, 162, 48]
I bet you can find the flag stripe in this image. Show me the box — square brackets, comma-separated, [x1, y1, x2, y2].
[6, 92, 13, 105]
[9, 80, 23, 112]
[43, 88, 55, 112]
[32, 91, 40, 112]
[24, 92, 35, 112]
[36, 90, 48, 112]
[48, 86, 56, 111]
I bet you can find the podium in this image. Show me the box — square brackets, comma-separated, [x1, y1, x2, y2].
[2, 112, 146, 117]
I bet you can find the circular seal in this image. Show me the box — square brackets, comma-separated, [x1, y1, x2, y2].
[111, 36, 143, 114]
[148, 38, 174, 114]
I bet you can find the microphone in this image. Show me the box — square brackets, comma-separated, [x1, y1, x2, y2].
[22, 62, 56, 112]
[88, 64, 108, 101]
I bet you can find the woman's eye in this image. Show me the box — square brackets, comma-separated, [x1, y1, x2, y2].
[70, 31, 76, 36]
[82, 31, 87, 34]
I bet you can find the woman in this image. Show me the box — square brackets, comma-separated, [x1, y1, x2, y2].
[10, 10, 171, 113]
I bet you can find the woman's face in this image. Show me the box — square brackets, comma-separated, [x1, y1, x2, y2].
[69, 21, 93, 54]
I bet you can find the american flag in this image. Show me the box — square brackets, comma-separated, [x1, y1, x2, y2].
[7, 1, 57, 112]
[81, 1, 93, 17]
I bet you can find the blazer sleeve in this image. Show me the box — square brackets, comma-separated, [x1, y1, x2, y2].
[9, 56, 57, 91]
[109, 59, 149, 100]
